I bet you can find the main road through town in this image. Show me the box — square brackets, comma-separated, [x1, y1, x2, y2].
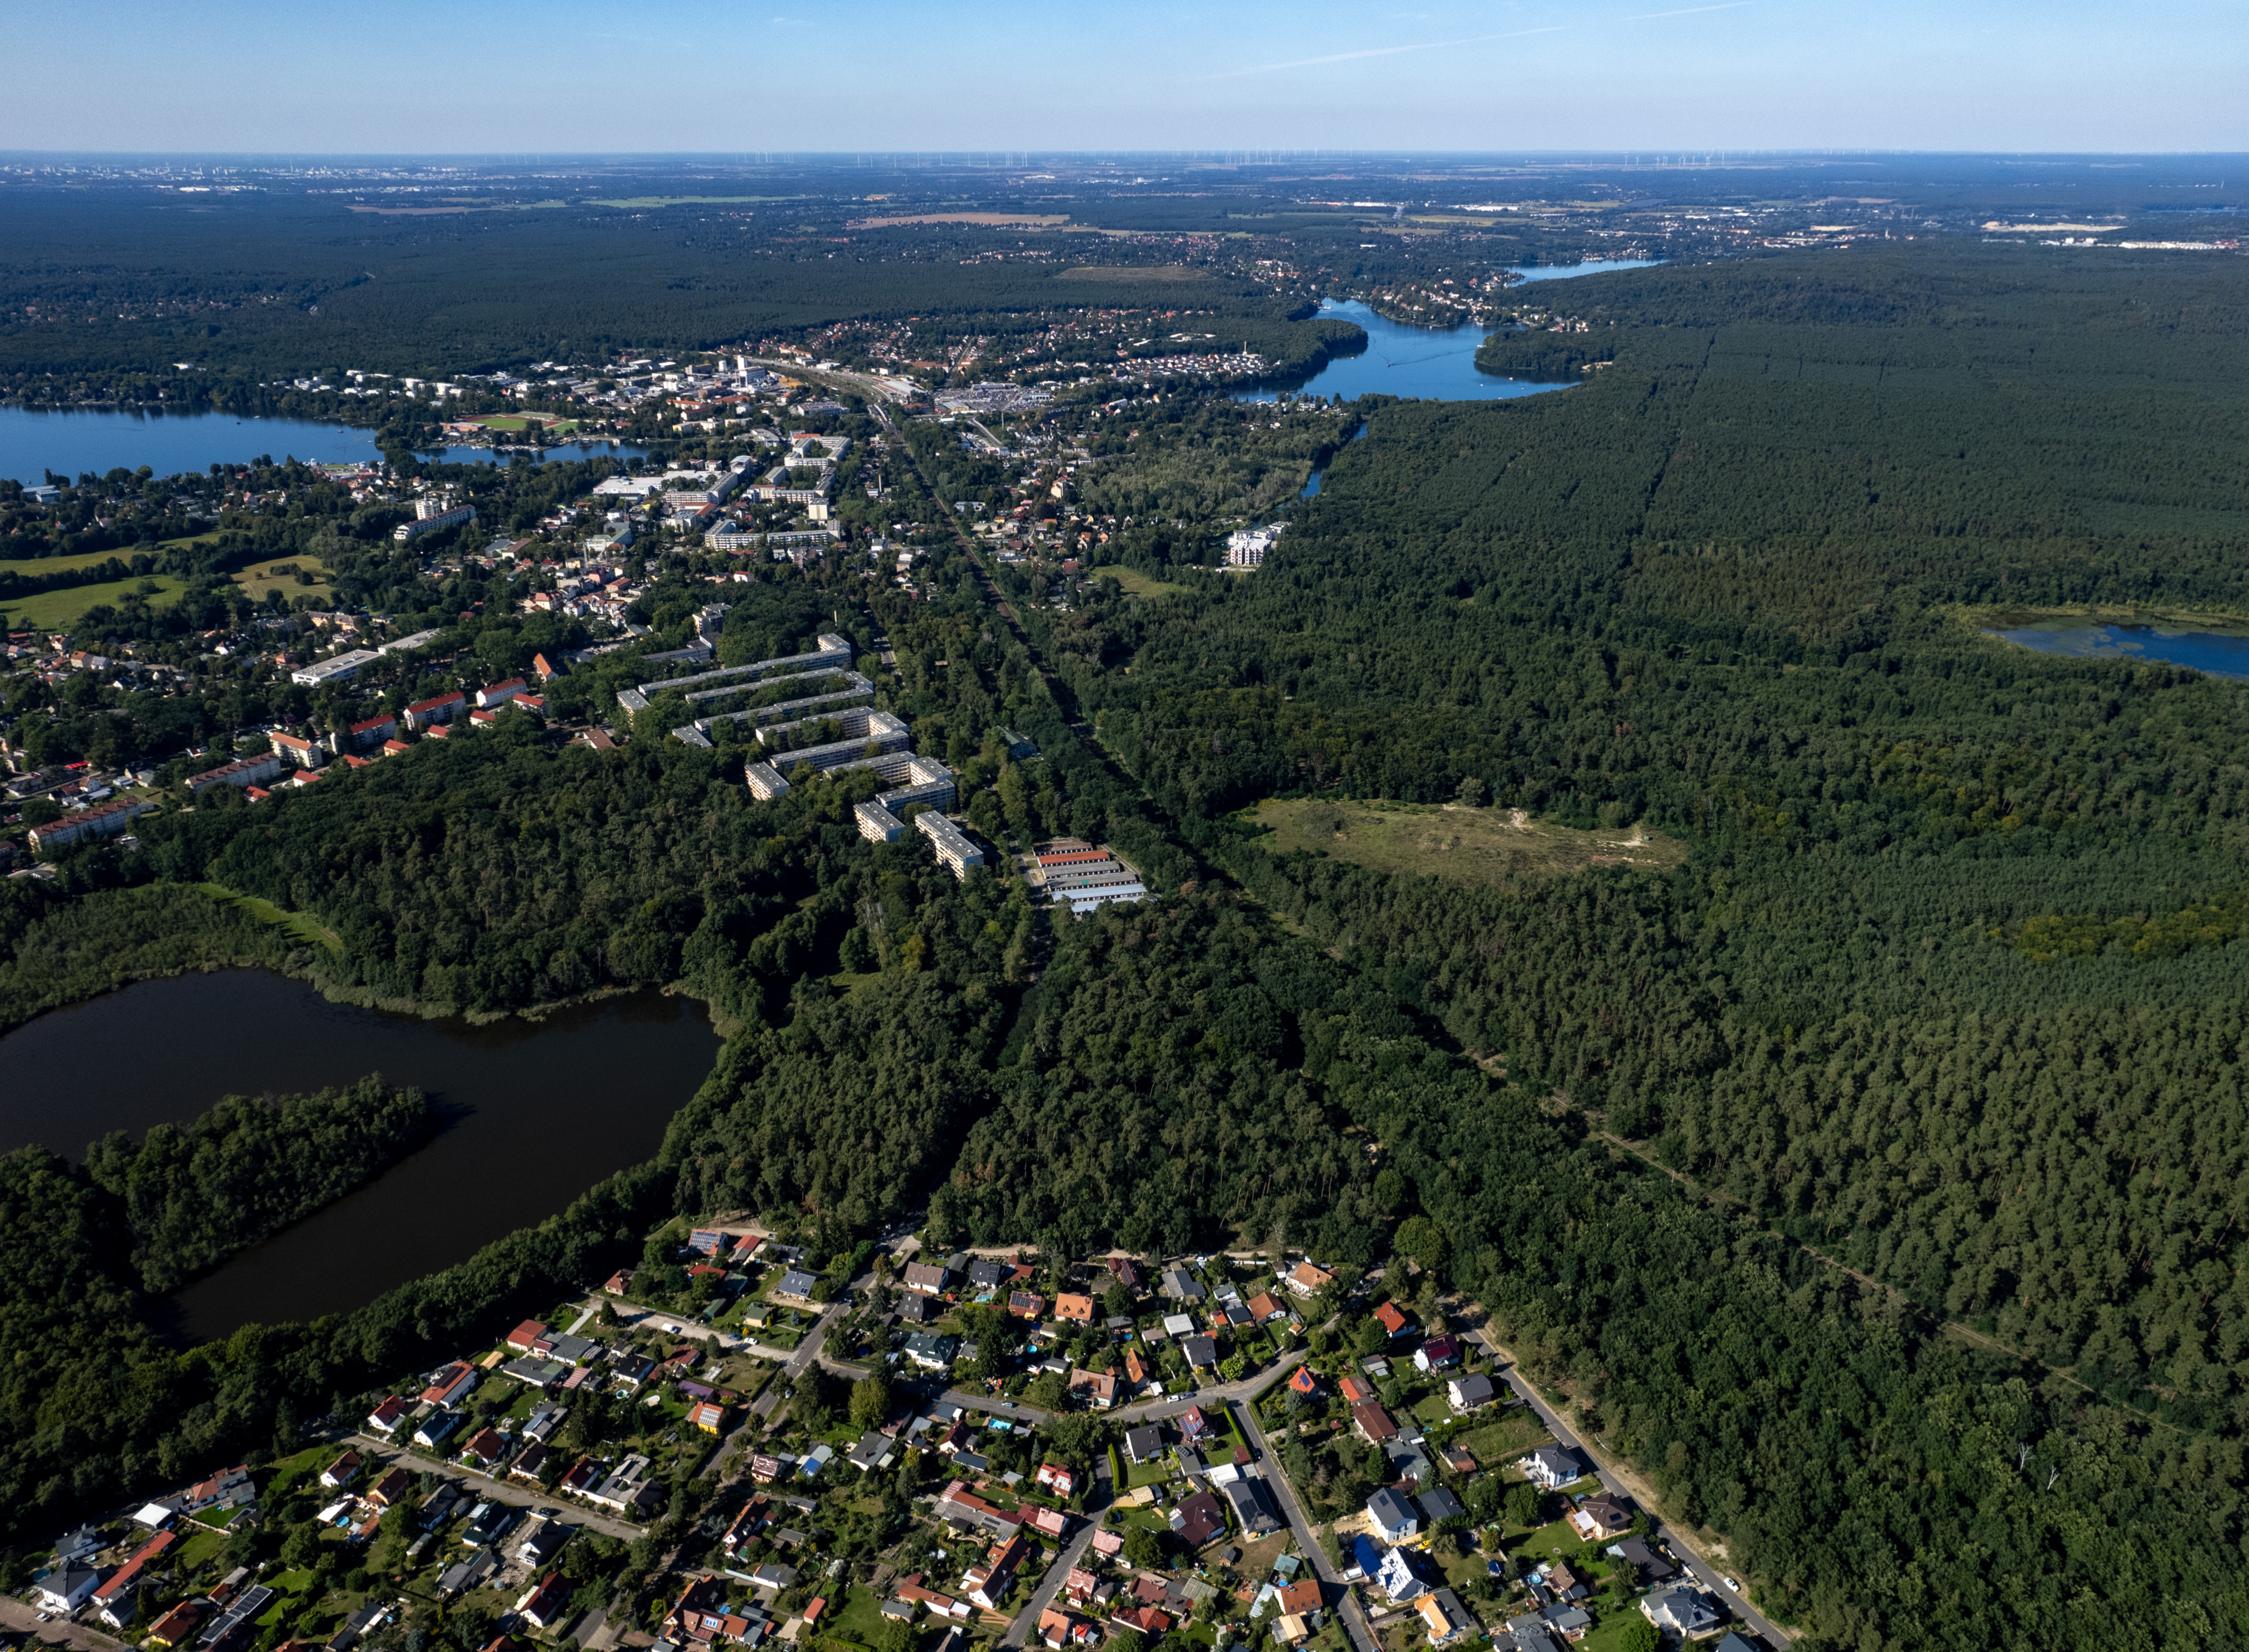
[1463, 1323, 1792, 1645]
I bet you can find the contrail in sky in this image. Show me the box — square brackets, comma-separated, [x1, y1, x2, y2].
[1205, 28, 1567, 79]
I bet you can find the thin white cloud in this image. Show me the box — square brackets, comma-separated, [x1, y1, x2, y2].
[1617, 2, 1752, 19]
[1205, 27, 1566, 79]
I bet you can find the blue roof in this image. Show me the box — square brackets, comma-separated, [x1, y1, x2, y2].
[1352, 1536, 1384, 1577]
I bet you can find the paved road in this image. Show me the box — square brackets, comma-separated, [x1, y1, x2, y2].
[349, 1435, 647, 1541]
[999, 1454, 1112, 1648]
[1229, 1400, 1379, 1652]
[1463, 1325, 1791, 1646]
[0, 1597, 130, 1652]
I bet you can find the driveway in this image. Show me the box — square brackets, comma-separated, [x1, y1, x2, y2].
[1464, 1325, 1792, 1645]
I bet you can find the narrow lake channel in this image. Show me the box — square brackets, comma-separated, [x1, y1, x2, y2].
[0, 970, 722, 1343]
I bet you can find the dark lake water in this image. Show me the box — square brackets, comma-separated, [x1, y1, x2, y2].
[0, 970, 722, 1342]
[0, 406, 645, 485]
[1240, 300, 1578, 405]
[1506, 259, 1664, 284]
[1986, 620, 2249, 679]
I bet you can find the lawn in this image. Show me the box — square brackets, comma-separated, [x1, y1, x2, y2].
[0, 546, 166, 577]
[1449, 1410, 1554, 1464]
[5, 572, 185, 629]
[199, 882, 343, 954]
[230, 552, 329, 603]
[1084, 564, 1189, 599]
[1244, 797, 1687, 888]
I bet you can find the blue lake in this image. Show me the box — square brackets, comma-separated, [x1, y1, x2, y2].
[1507, 258, 1664, 284]
[0, 405, 644, 486]
[1986, 621, 2249, 679]
[1240, 300, 1577, 405]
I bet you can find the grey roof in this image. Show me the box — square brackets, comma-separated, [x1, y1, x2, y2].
[778, 1268, 821, 1298]
[968, 1259, 1008, 1287]
[1367, 1486, 1419, 1534]
[1417, 1487, 1466, 1524]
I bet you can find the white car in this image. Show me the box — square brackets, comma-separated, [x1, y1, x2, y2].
[1722, 1577, 1741, 1594]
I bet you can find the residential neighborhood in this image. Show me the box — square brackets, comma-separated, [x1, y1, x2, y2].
[16, 1227, 1765, 1652]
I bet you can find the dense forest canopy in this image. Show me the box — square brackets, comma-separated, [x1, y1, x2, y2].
[6, 227, 2249, 1651]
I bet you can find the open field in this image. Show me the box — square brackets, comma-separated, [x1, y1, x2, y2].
[232, 552, 328, 602]
[1084, 564, 1189, 598]
[0, 546, 163, 578]
[5, 573, 184, 628]
[1245, 798, 1687, 887]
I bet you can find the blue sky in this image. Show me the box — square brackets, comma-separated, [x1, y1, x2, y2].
[1, 0, 2242, 153]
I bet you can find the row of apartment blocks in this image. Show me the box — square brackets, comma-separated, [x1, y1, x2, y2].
[287, 629, 443, 690]
[747, 739, 986, 882]
[615, 632, 852, 716]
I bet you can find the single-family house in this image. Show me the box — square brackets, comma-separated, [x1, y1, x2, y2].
[775, 1268, 821, 1303]
[367, 1396, 409, 1434]
[1008, 1290, 1046, 1320]
[1611, 1537, 1675, 1584]
[1027, 1506, 1071, 1540]
[904, 1261, 951, 1295]
[366, 1467, 415, 1508]
[963, 1533, 1028, 1609]
[1371, 1545, 1432, 1604]
[1247, 1292, 1286, 1322]
[1367, 1486, 1420, 1545]
[1417, 1487, 1466, 1527]
[1182, 1334, 1219, 1370]
[1123, 1425, 1166, 1465]
[1412, 1336, 1461, 1373]
[1640, 1587, 1722, 1639]
[414, 1409, 466, 1451]
[39, 1565, 103, 1615]
[1416, 1589, 1475, 1647]
[1160, 1268, 1205, 1302]
[1288, 1365, 1321, 1400]
[1067, 1368, 1117, 1409]
[1174, 1491, 1226, 1549]
[1546, 1607, 1595, 1643]
[460, 1426, 509, 1468]
[1055, 1293, 1096, 1323]
[1351, 1401, 1400, 1445]
[1285, 1260, 1334, 1298]
[1522, 1447, 1585, 1491]
[506, 1320, 549, 1353]
[1339, 1374, 1375, 1405]
[145, 1601, 208, 1648]
[1568, 1493, 1633, 1542]
[516, 1573, 573, 1631]
[1220, 1476, 1280, 1537]
[1035, 1462, 1077, 1497]
[320, 1449, 363, 1489]
[1507, 1615, 1563, 1652]
[690, 1401, 728, 1435]
[1446, 1373, 1496, 1414]
[1373, 1302, 1413, 1339]
[903, 1331, 960, 1370]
